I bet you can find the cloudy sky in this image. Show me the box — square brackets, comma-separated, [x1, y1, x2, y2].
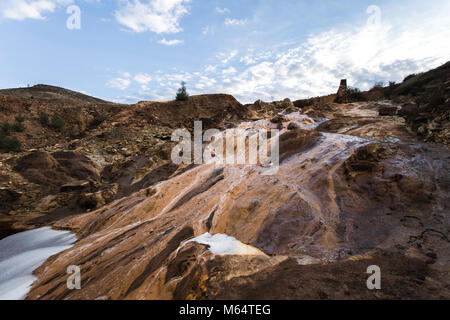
[0, 0, 449, 103]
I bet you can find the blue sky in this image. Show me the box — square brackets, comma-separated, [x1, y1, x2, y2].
[0, 0, 449, 103]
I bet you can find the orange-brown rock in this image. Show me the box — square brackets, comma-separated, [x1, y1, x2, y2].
[1, 62, 450, 300]
[25, 106, 449, 300]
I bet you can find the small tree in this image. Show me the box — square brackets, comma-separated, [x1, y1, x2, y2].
[1, 122, 11, 135]
[15, 115, 25, 123]
[50, 115, 64, 131]
[403, 74, 417, 82]
[388, 81, 397, 88]
[13, 122, 25, 132]
[39, 112, 49, 126]
[13, 115, 26, 132]
[346, 87, 365, 101]
[0, 133, 21, 153]
[176, 81, 189, 101]
[385, 81, 398, 98]
[372, 81, 384, 89]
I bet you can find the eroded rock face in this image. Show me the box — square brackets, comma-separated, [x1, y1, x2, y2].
[0, 93, 252, 236]
[1, 78, 449, 300]
[393, 61, 450, 145]
[13, 151, 100, 192]
[24, 103, 450, 300]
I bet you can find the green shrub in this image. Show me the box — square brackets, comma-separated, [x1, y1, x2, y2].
[15, 115, 25, 123]
[0, 133, 21, 153]
[384, 81, 399, 98]
[13, 122, 26, 132]
[372, 81, 384, 89]
[50, 115, 64, 131]
[1, 122, 11, 135]
[39, 112, 49, 126]
[176, 81, 189, 101]
[428, 91, 445, 109]
[403, 74, 417, 82]
[346, 87, 365, 101]
[90, 114, 109, 128]
[39, 112, 64, 131]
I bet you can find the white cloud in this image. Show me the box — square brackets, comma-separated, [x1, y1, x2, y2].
[107, 71, 154, 90]
[209, 2, 450, 103]
[0, 0, 72, 20]
[217, 50, 238, 64]
[106, 77, 131, 90]
[202, 25, 210, 35]
[108, 1, 450, 105]
[134, 73, 152, 84]
[158, 38, 183, 45]
[0, 0, 99, 20]
[204, 65, 216, 73]
[222, 66, 236, 75]
[216, 7, 229, 14]
[115, 0, 190, 34]
[194, 75, 216, 90]
[224, 18, 247, 26]
[239, 55, 256, 65]
[165, 72, 192, 82]
[240, 51, 273, 65]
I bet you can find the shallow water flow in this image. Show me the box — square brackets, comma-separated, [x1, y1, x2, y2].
[0, 227, 76, 300]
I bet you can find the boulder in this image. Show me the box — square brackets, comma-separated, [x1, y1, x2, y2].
[270, 115, 284, 124]
[0, 188, 21, 213]
[14, 151, 100, 192]
[398, 103, 419, 116]
[379, 106, 398, 116]
[60, 180, 91, 192]
[287, 122, 302, 130]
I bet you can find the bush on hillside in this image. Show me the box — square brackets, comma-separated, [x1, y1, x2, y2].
[371, 81, 384, 90]
[13, 122, 26, 132]
[404, 74, 417, 82]
[15, 115, 25, 123]
[176, 81, 189, 101]
[39, 112, 49, 126]
[384, 81, 399, 98]
[346, 87, 365, 101]
[389, 81, 397, 87]
[1, 122, 12, 135]
[50, 115, 64, 131]
[39, 112, 64, 131]
[0, 133, 21, 153]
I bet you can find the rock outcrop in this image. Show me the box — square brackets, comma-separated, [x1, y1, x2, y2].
[0, 62, 449, 300]
[22, 101, 450, 300]
[393, 62, 450, 145]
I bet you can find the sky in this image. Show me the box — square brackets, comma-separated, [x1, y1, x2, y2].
[0, 0, 449, 104]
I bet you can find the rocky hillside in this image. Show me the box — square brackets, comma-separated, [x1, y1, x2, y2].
[392, 61, 450, 145]
[0, 84, 110, 105]
[0, 62, 449, 300]
[0, 90, 249, 239]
